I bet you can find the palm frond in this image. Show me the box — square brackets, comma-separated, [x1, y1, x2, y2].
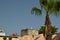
[48, 1, 56, 13]
[45, 0, 60, 16]
[31, 7, 42, 16]
[39, 0, 47, 7]
[31, 0, 60, 16]
[50, 1, 60, 16]
[55, 1, 60, 11]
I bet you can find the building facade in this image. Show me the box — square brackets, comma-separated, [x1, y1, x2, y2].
[0, 36, 18, 40]
[21, 29, 38, 37]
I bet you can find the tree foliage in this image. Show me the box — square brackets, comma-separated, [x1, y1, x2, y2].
[39, 26, 58, 34]
[31, 0, 60, 16]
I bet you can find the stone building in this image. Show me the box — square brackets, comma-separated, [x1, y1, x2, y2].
[21, 29, 38, 37]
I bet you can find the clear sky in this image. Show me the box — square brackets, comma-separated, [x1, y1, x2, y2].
[0, 0, 60, 35]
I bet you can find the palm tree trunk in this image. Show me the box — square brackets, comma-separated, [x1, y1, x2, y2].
[45, 11, 52, 40]
[45, 11, 51, 25]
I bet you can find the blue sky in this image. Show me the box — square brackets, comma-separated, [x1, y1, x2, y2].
[0, 0, 60, 35]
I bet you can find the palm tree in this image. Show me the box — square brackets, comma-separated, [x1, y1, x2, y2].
[31, 0, 60, 40]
